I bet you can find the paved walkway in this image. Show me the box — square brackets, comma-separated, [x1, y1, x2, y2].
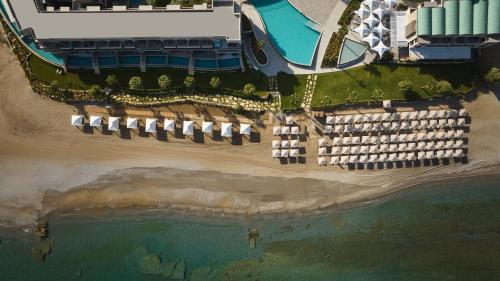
[242, 1, 374, 76]
[288, 0, 338, 25]
[301, 75, 317, 110]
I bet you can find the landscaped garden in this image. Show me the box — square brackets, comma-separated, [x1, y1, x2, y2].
[277, 72, 308, 111]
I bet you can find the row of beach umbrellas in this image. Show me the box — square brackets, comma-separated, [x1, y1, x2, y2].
[325, 109, 467, 125]
[324, 118, 466, 134]
[319, 140, 465, 155]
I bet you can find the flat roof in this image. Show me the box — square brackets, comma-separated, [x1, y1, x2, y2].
[7, 0, 241, 41]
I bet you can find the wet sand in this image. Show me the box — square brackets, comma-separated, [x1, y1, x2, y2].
[0, 38, 499, 228]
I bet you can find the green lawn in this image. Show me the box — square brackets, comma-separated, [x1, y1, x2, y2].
[310, 64, 476, 108]
[29, 56, 269, 95]
[277, 72, 308, 111]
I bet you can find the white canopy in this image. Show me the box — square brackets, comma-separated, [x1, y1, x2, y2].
[272, 126, 281, 136]
[409, 111, 419, 120]
[221, 122, 233, 138]
[282, 140, 290, 148]
[281, 149, 290, 158]
[458, 109, 467, 117]
[362, 135, 370, 143]
[71, 115, 84, 127]
[342, 137, 351, 145]
[398, 143, 407, 151]
[202, 121, 213, 133]
[281, 126, 291, 135]
[426, 131, 436, 140]
[127, 117, 138, 129]
[398, 153, 407, 161]
[319, 138, 328, 147]
[108, 117, 120, 131]
[369, 145, 379, 153]
[331, 156, 341, 165]
[318, 147, 328, 156]
[240, 123, 251, 135]
[349, 155, 359, 164]
[362, 123, 373, 132]
[457, 118, 466, 127]
[418, 110, 429, 119]
[351, 146, 361, 154]
[379, 153, 388, 162]
[436, 150, 445, 158]
[363, 13, 380, 29]
[272, 149, 281, 158]
[369, 154, 379, 162]
[285, 116, 295, 125]
[420, 120, 429, 129]
[388, 153, 397, 161]
[447, 119, 457, 127]
[418, 151, 426, 160]
[398, 134, 407, 142]
[355, 6, 371, 20]
[359, 155, 368, 164]
[455, 130, 465, 138]
[454, 149, 464, 157]
[407, 142, 416, 150]
[383, 100, 392, 109]
[372, 6, 389, 20]
[391, 112, 400, 121]
[389, 144, 398, 152]
[89, 116, 102, 127]
[333, 137, 342, 146]
[272, 140, 280, 149]
[381, 113, 392, 121]
[326, 115, 335, 125]
[183, 120, 194, 135]
[324, 125, 333, 134]
[290, 139, 299, 148]
[363, 0, 379, 10]
[352, 136, 361, 145]
[363, 31, 380, 48]
[344, 115, 354, 123]
[426, 151, 435, 159]
[426, 141, 435, 150]
[290, 149, 299, 157]
[354, 23, 370, 37]
[290, 126, 300, 135]
[341, 146, 350, 154]
[335, 116, 344, 124]
[447, 109, 458, 118]
[417, 141, 426, 150]
[380, 135, 389, 143]
[406, 152, 416, 161]
[428, 110, 439, 119]
[360, 146, 369, 154]
[331, 146, 341, 155]
[318, 157, 328, 166]
[334, 125, 343, 133]
[164, 119, 176, 132]
[340, 156, 349, 164]
[145, 119, 157, 133]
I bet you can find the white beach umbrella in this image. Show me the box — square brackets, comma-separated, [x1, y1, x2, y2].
[318, 157, 328, 166]
[281, 126, 291, 135]
[272, 126, 281, 136]
[290, 149, 299, 157]
[437, 110, 447, 118]
[398, 153, 407, 161]
[417, 141, 426, 150]
[71, 115, 84, 127]
[419, 120, 429, 129]
[333, 137, 342, 146]
[363, 31, 380, 48]
[272, 140, 281, 149]
[359, 155, 369, 164]
[416, 132, 426, 141]
[446, 130, 455, 139]
[355, 6, 371, 20]
[407, 133, 416, 142]
[272, 149, 281, 158]
[324, 125, 333, 134]
[145, 119, 157, 133]
[398, 143, 408, 151]
[351, 145, 361, 154]
[340, 155, 349, 164]
[381, 122, 390, 131]
[447, 109, 458, 118]
[436, 150, 445, 159]
[418, 151, 426, 160]
[372, 123, 382, 132]
[411, 120, 420, 130]
[318, 147, 328, 156]
[331, 156, 341, 165]
[331, 146, 341, 155]
[108, 117, 120, 131]
[164, 119, 176, 132]
[390, 122, 400, 131]
[388, 153, 397, 161]
[290, 139, 299, 148]
[360, 145, 369, 154]
[389, 143, 398, 152]
[342, 137, 351, 145]
[372, 113, 382, 122]
[319, 138, 328, 147]
[282, 140, 290, 149]
[202, 121, 213, 134]
[281, 149, 290, 158]
[326, 115, 335, 125]
[370, 136, 380, 144]
[390, 134, 398, 143]
[285, 116, 295, 125]
[362, 114, 372, 123]
[458, 109, 467, 117]
[379, 153, 388, 162]
[380, 144, 389, 152]
[362, 135, 371, 144]
[349, 155, 359, 164]
[290, 126, 300, 135]
[369, 154, 379, 163]
[240, 123, 252, 135]
[341, 146, 350, 155]
[363, 0, 378, 10]
[400, 112, 410, 120]
[183, 120, 194, 135]
[89, 116, 102, 127]
[457, 118, 466, 127]
[454, 149, 464, 157]
[127, 117, 138, 129]
[380, 135, 389, 143]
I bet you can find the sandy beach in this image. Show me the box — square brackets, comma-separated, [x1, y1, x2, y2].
[0, 39, 499, 228]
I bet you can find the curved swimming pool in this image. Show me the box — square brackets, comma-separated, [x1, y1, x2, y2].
[251, 0, 322, 66]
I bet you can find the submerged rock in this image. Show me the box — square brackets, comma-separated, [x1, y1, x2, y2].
[138, 254, 161, 275]
[31, 240, 52, 262]
[190, 267, 212, 281]
[170, 258, 186, 280]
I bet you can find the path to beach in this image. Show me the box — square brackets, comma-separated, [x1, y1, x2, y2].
[0, 41, 499, 228]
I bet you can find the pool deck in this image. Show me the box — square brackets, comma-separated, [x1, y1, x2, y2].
[243, 0, 375, 75]
[288, 0, 339, 26]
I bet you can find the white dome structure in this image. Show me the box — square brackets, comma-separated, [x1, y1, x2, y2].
[372, 41, 390, 57]
[363, 31, 380, 48]
[363, 13, 380, 29]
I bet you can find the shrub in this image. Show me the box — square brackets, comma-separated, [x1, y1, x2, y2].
[129, 76, 143, 90]
[184, 76, 195, 88]
[371, 89, 384, 101]
[88, 85, 102, 98]
[290, 93, 301, 106]
[320, 96, 333, 108]
[435, 80, 453, 95]
[158, 75, 171, 90]
[210, 76, 221, 89]
[106, 74, 119, 89]
[398, 80, 413, 93]
[485, 67, 500, 84]
[242, 83, 256, 95]
[346, 91, 359, 104]
[256, 39, 265, 50]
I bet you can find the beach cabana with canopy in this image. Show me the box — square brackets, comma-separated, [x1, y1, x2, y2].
[318, 157, 328, 166]
[71, 115, 84, 127]
[351, 146, 361, 154]
[145, 119, 157, 133]
[331, 156, 341, 165]
[349, 155, 359, 164]
[383, 100, 392, 109]
[272, 140, 280, 149]
[418, 110, 429, 119]
[352, 136, 361, 145]
[379, 153, 388, 162]
[341, 146, 350, 155]
[89, 116, 102, 127]
[319, 138, 328, 147]
[390, 134, 398, 143]
[363, 0, 379, 10]
[409, 111, 418, 120]
[240, 123, 251, 135]
[436, 150, 445, 159]
[406, 152, 416, 161]
[445, 150, 454, 158]
[372, 6, 389, 20]
[290, 149, 299, 157]
[447, 119, 457, 128]
[362, 123, 373, 132]
[359, 155, 368, 164]
[426, 131, 436, 140]
[418, 151, 426, 160]
[281, 149, 290, 158]
[108, 117, 120, 131]
[381, 122, 390, 131]
[426, 141, 435, 150]
[416, 132, 426, 141]
[340, 155, 349, 164]
[417, 141, 426, 150]
[290, 126, 300, 135]
[344, 124, 353, 133]
[331, 146, 341, 155]
[272, 126, 281, 136]
[407, 133, 416, 142]
[318, 147, 328, 156]
[438, 119, 447, 128]
[272, 149, 281, 158]
[398, 143, 408, 151]
[391, 112, 401, 121]
[407, 142, 416, 151]
[362, 136, 370, 144]
[436, 141, 445, 149]
[457, 118, 466, 127]
[458, 109, 467, 117]
[183, 120, 194, 135]
[435, 131, 446, 139]
[455, 130, 465, 138]
[372, 123, 382, 132]
[369, 154, 379, 163]
[380, 135, 389, 143]
[398, 134, 407, 142]
[334, 125, 343, 133]
[221, 123, 233, 138]
[437, 110, 447, 118]
[398, 153, 407, 161]
[355, 6, 371, 20]
[370, 136, 380, 144]
[389, 144, 398, 152]
[285, 116, 295, 125]
[454, 149, 464, 157]
[400, 112, 410, 120]
[360, 145, 369, 154]
[390, 122, 400, 131]
[353, 115, 363, 123]
[372, 113, 382, 122]
[290, 139, 299, 148]
[419, 120, 429, 129]
[388, 153, 397, 162]
[342, 137, 351, 145]
[281, 140, 290, 149]
[127, 117, 138, 129]
[445, 140, 455, 149]
[354, 123, 363, 132]
[381, 113, 392, 121]
[446, 130, 455, 139]
[281, 126, 291, 135]
[164, 119, 176, 132]
[428, 110, 438, 119]
[369, 145, 379, 153]
[380, 144, 389, 152]
[335, 116, 345, 124]
[362, 114, 372, 123]
[202, 121, 213, 134]
[326, 116, 335, 125]
[323, 125, 333, 134]
[400, 121, 410, 130]
[333, 137, 342, 146]
[411, 121, 420, 129]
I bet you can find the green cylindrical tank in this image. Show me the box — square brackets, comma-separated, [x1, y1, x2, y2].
[432, 7, 445, 36]
[444, 0, 459, 36]
[459, 0, 473, 36]
[417, 7, 432, 36]
[473, 0, 488, 35]
[488, 0, 500, 34]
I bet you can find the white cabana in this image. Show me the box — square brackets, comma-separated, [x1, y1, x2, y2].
[454, 149, 465, 157]
[332, 137, 342, 146]
[290, 149, 299, 157]
[290, 126, 300, 135]
[272, 149, 281, 158]
[323, 125, 333, 134]
[127, 117, 138, 129]
[436, 131, 446, 139]
[417, 141, 426, 150]
[370, 136, 380, 144]
[416, 132, 426, 141]
[183, 120, 194, 135]
[334, 125, 344, 133]
[381, 113, 392, 121]
[319, 138, 328, 147]
[438, 119, 447, 128]
[398, 134, 407, 142]
[390, 134, 398, 143]
[349, 155, 359, 164]
[436, 141, 445, 149]
[164, 119, 176, 132]
[447, 119, 457, 128]
[418, 110, 429, 119]
[436, 150, 445, 158]
[398, 152, 407, 161]
[406, 152, 416, 161]
[281, 126, 291, 135]
[381, 122, 390, 131]
[369, 145, 379, 153]
[353, 115, 363, 123]
[389, 144, 398, 152]
[272, 126, 281, 136]
[341, 146, 350, 155]
[409, 111, 418, 120]
[282, 140, 290, 149]
[380, 144, 389, 152]
[380, 135, 389, 143]
[326, 115, 335, 125]
[437, 110, 447, 118]
[455, 130, 465, 138]
[372, 113, 382, 122]
[362, 114, 372, 123]
[89, 116, 102, 127]
[240, 123, 252, 135]
[360, 145, 369, 154]
[331, 156, 341, 165]
[340, 155, 349, 164]
[391, 112, 401, 121]
[281, 149, 290, 158]
[428, 110, 438, 119]
[359, 155, 369, 164]
[220, 122, 233, 138]
[362, 123, 373, 132]
[285, 116, 295, 125]
[352, 136, 361, 145]
[202, 121, 213, 134]
[445, 140, 455, 148]
[458, 109, 467, 117]
[344, 115, 354, 123]
[318, 147, 328, 156]
[379, 153, 388, 162]
[351, 145, 361, 154]
[342, 137, 351, 145]
[457, 118, 466, 127]
[407, 133, 416, 142]
[362, 135, 370, 144]
[446, 130, 455, 139]
[108, 117, 120, 131]
[447, 109, 458, 118]
[426, 141, 435, 150]
[145, 118, 157, 133]
[388, 153, 397, 161]
[400, 121, 410, 130]
[426, 131, 436, 140]
[335, 116, 345, 124]
[71, 115, 84, 127]
[354, 123, 363, 132]
[445, 149, 454, 158]
[331, 146, 341, 155]
[400, 112, 410, 120]
[363, 0, 379, 10]
[419, 119, 429, 129]
[390, 122, 400, 131]
[383, 100, 392, 109]
[418, 151, 426, 160]
[355, 6, 371, 20]
[318, 157, 328, 166]
[369, 154, 379, 163]
[398, 143, 408, 151]
[363, 31, 380, 48]
[411, 120, 420, 129]
[407, 142, 416, 150]
[372, 40, 389, 57]
[290, 139, 299, 148]
[272, 140, 281, 149]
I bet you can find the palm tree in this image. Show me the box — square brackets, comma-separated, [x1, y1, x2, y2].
[256, 39, 265, 50]
[105, 74, 119, 89]
[158, 75, 171, 90]
[184, 76, 195, 89]
[320, 96, 333, 108]
[210, 76, 221, 89]
[371, 89, 384, 102]
[290, 93, 301, 106]
[242, 83, 256, 95]
[129, 76, 143, 90]
[346, 91, 359, 104]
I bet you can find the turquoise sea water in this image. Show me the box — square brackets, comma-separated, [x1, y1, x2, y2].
[1, 174, 500, 280]
[251, 0, 321, 66]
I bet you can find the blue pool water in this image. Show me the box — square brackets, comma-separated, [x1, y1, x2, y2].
[194, 59, 218, 69]
[146, 55, 167, 65]
[67, 56, 93, 67]
[218, 57, 241, 69]
[119, 56, 140, 66]
[98, 56, 117, 67]
[168, 56, 189, 67]
[251, 0, 321, 66]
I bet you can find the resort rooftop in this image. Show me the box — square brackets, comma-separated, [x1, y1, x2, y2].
[6, 0, 241, 41]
